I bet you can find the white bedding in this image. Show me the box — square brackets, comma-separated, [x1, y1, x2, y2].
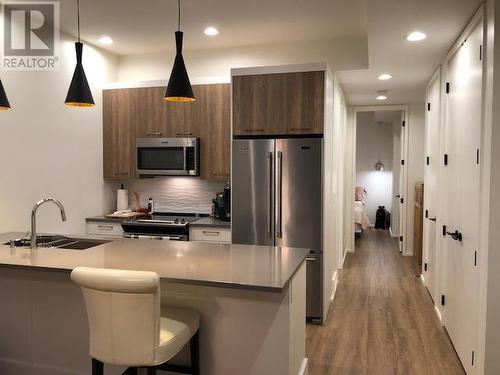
[354, 201, 370, 230]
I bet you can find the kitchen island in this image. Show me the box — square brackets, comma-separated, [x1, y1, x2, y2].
[0, 233, 308, 375]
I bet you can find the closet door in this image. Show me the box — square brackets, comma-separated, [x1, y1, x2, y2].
[423, 70, 441, 302]
[443, 19, 483, 374]
[398, 112, 407, 253]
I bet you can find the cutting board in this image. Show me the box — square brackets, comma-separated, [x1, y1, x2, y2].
[105, 211, 147, 219]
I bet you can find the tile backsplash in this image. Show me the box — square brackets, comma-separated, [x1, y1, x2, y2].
[114, 178, 226, 214]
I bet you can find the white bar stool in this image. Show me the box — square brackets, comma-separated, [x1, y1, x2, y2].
[71, 267, 200, 375]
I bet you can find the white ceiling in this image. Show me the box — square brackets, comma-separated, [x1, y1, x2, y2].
[337, 0, 483, 105]
[58, 0, 367, 55]
[57, 0, 482, 106]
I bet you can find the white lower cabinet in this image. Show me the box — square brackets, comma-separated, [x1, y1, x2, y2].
[190, 226, 231, 243]
[86, 221, 124, 237]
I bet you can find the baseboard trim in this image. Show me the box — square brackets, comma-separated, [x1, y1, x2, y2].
[434, 305, 443, 323]
[330, 271, 339, 301]
[298, 358, 309, 375]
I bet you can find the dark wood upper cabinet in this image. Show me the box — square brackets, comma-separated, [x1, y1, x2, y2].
[103, 84, 231, 181]
[233, 71, 325, 136]
[103, 89, 137, 179]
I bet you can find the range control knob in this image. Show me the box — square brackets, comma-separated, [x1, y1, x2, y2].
[180, 218, 186, 224]
[174, 218, 179, 224]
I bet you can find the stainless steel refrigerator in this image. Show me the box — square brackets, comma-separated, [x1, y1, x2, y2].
[232, 137, 323, 322]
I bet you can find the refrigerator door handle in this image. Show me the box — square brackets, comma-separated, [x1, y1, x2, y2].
[277, 151, 283, 238]
[267, 151, 273, 238]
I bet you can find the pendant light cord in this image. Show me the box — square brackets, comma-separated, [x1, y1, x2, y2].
[77, 0, 80, 42]
[177, 0, 181, 31]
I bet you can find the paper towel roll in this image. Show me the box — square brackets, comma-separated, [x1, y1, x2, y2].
[117, 189, 128, 211]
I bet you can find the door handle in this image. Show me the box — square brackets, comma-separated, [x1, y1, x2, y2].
[395, 195, 401, 198]
[277, 151, 283, 238]
[429, 217, 437, 222]
[447, 230, 463, 242]
[267, 151, 273, 238]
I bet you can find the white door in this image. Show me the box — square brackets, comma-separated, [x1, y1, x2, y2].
[443, 20, 482, 374]
[398, 112, 407, 253]
[423, 70, 441, 302]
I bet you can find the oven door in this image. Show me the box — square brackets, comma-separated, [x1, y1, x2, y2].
[136, 138, 199, 176]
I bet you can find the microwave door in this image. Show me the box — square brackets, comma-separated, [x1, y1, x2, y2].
[136, 138, 200, 176]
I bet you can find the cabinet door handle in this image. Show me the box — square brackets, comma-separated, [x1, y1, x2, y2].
[289, 127, 311, 132]
[146, 132, 162, 136]
[97, 225, 114, 230]
[202, 230, 220, 236]
[244, 128, 264, 133]
[176, 132, 193, 136]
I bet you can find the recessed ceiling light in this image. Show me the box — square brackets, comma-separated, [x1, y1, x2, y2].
[378, 73, 392, 81]
[204, 27, 219, 36]
[98, 36, 114, 45]
[376, 90, 388, 101]
[406, 31, 427, 42]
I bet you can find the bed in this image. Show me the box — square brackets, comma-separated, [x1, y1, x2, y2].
[354, 201, 370, 235]
[354, 186, 370, 236]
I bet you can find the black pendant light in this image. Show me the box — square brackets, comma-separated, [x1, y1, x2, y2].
[164, 0, 195, 102]
[65, 0, 95, 107]
[374, 121, 385, 171]
[0, 79, 11, 111]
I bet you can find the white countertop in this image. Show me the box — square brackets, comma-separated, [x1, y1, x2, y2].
[0, 232, 308, 293]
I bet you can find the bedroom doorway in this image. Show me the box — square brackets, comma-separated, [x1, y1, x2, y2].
[351, 106, 408, 254]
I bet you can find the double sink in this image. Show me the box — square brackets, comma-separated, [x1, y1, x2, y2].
[4, 235, 110, 250]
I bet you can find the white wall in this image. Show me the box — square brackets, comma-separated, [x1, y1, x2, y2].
[322, 71, 348, 322]
[117, 37, 368, 83]
[355, 112, 394, 225]
[0, 33, 118, 235]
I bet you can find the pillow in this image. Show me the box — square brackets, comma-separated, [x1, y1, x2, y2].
[355, 186, 366, 202]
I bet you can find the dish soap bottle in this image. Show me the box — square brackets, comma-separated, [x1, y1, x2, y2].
[147, 197, 155, 214]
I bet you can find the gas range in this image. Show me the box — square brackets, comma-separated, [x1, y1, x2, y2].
[122, 213, 207, 241]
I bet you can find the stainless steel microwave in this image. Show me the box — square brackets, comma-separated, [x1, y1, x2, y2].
[136, 138, 200, 176]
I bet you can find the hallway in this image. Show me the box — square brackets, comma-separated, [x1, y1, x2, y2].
[306, 230, 465, 374]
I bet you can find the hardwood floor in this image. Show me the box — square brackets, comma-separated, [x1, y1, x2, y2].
[306, 229, 465, 375]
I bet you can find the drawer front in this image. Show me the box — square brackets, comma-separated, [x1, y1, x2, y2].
[86, 222, 124, 237]
[190, 227, 231, 243]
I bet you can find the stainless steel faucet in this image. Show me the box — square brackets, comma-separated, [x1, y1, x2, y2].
[30, 199, 67, 249]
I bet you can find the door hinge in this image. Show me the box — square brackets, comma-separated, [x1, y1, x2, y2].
[446, 82, 450, 94]
[424, 263, 428, 271]
[402, 120, 406, 127]
[425, 210, 429, 218]
[443, 225, 447, 236]
[401, 159, 405, 166]
[444, 153, 448, 166]
[426, 156, 430, 165]
[427, 102, 431, 111]
[472, 350, 475, 366]
[474, 251, 477, 266]
[399, 236, 403, 242]
[480, 45, 483, 61]
[400, 197, 404, 204]
[441, 295, 446, 306]
[477, 149, 480, 165]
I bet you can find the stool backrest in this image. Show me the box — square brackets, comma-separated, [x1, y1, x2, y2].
[71, 267, 160, 366]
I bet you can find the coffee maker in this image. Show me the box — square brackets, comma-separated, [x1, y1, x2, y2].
[214, 183, 231, 221]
